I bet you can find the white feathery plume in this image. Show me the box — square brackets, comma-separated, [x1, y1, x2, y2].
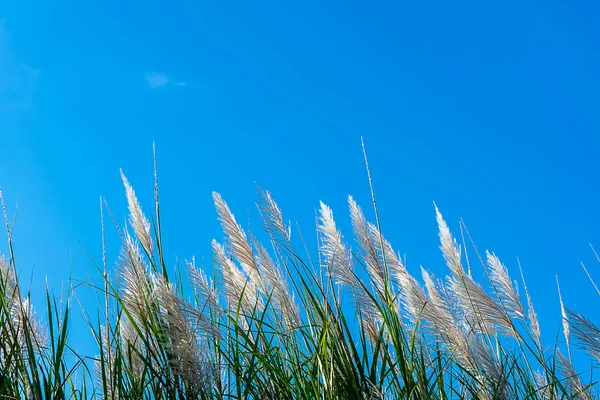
[95, 325, 117, 399]
[0, 257, 46, 351]
[213, 240, 262, 313]
[556, 275, 571, 360]
[400, 268, 459, 353]
[533, 371, 551, 399]
[447, 274, 513, 336]
[254, 242, 299, 327]
[486, 251, 524, 319]
[119, 314, 144, 376]
[115, 234, 158, 376]
[566, 308, 600, 362]
[10, 297, 47, 351]
[397, 252, 503, 386]
[153, 276, 214, 396]
[318, 201, 354, 288]
[256, 187, 290, 243]
[370, 225, 407, 288]
[400, 274, 431, 324]
[212, 192, 263, 292]
[348, 196, 385, 292]
[356, 290, 384, 344]
[420, 271, 468, 354]
[356, 292, 381, 343]
[468, 333, 503, 384]
[436, 206, 511, 336]
[435, 205, 465, 277]
[117, 234, 155, 324]
[318, 201, 382, 339]
[188, 258, 220, 315]
[367, 228, 408, 317]
[556, 350, 591, 400]
[0, 256, 17, 301]
[434, 208, 508, 374]
[184, 260, 222, 340]
[412, 268, 503, 386]
[518, 260, 541, 348]
[421, 268, 447, 310]
[121, 171, 153, 256]
[419, 271, 467, 359]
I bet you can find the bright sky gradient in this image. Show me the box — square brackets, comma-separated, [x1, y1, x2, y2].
[1, 1, 599, 358]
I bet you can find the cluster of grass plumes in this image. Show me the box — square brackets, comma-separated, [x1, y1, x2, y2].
[86, 162, 595, 400]
[1, 155, 600, 399]
[0, 191, 86, 399]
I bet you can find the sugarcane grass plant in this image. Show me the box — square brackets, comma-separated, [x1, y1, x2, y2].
[0, 146, 598, 399]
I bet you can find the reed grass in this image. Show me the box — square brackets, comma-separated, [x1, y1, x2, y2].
[0, 150, 597, 399]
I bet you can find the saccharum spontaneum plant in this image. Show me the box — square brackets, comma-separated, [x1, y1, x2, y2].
[0, 148, 599, 399]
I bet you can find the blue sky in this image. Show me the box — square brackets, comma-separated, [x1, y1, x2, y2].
[1, 0, 600, 360]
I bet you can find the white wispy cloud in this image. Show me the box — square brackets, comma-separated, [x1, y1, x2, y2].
[145, 71, 186, 89]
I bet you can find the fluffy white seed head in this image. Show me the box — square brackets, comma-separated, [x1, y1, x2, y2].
[556, 276, 571, 355]
[121, 171, 154, 256]
[213, 240, 262, 313]
[487, 251, 525, 320]
[213, 193, 260, 281]
[348, 196, 385, 292]
[435, 205, 465, 277]
[318, 201, 354, 288]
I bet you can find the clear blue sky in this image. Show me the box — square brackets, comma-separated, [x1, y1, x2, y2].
[1, 1, 599, 359]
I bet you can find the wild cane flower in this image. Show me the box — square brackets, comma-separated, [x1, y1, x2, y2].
[213, 240, 261, 315]
[318, 201, 354, 288]
[397, 258, 502, 385]
[121, 171, 154, 257]
[154, 276, 214, 396]
[556, 276, 571, 359]
[255, 189, 300, 326]
[348, 196, 386, 292]
[433, 207, 509, 388]
[318, 201, 381, 341]
[15, 155, 592, 399]
[435, 206, 513, 337]
[256, 187, 290, 243]
[566, 308, 600, 362]
[180, 261, 222, 341]
[117, 234, 155, 325]
[96, 325, 117, 399]
[518, 260, 542, 348]
[556, 350, 591, 400]
[486, 251, 524, 320]
[121, 174, 217, 393]
[188, 259, 222, 338]
[254, 241, 300, 327]
[0, 257, 46, 353]
[115, 233, 161, 379]
[119, 317, 144, 377]
[435, 204, 464, 277]
[533, 371, 548, 399]
[213, 192, 264, 291]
